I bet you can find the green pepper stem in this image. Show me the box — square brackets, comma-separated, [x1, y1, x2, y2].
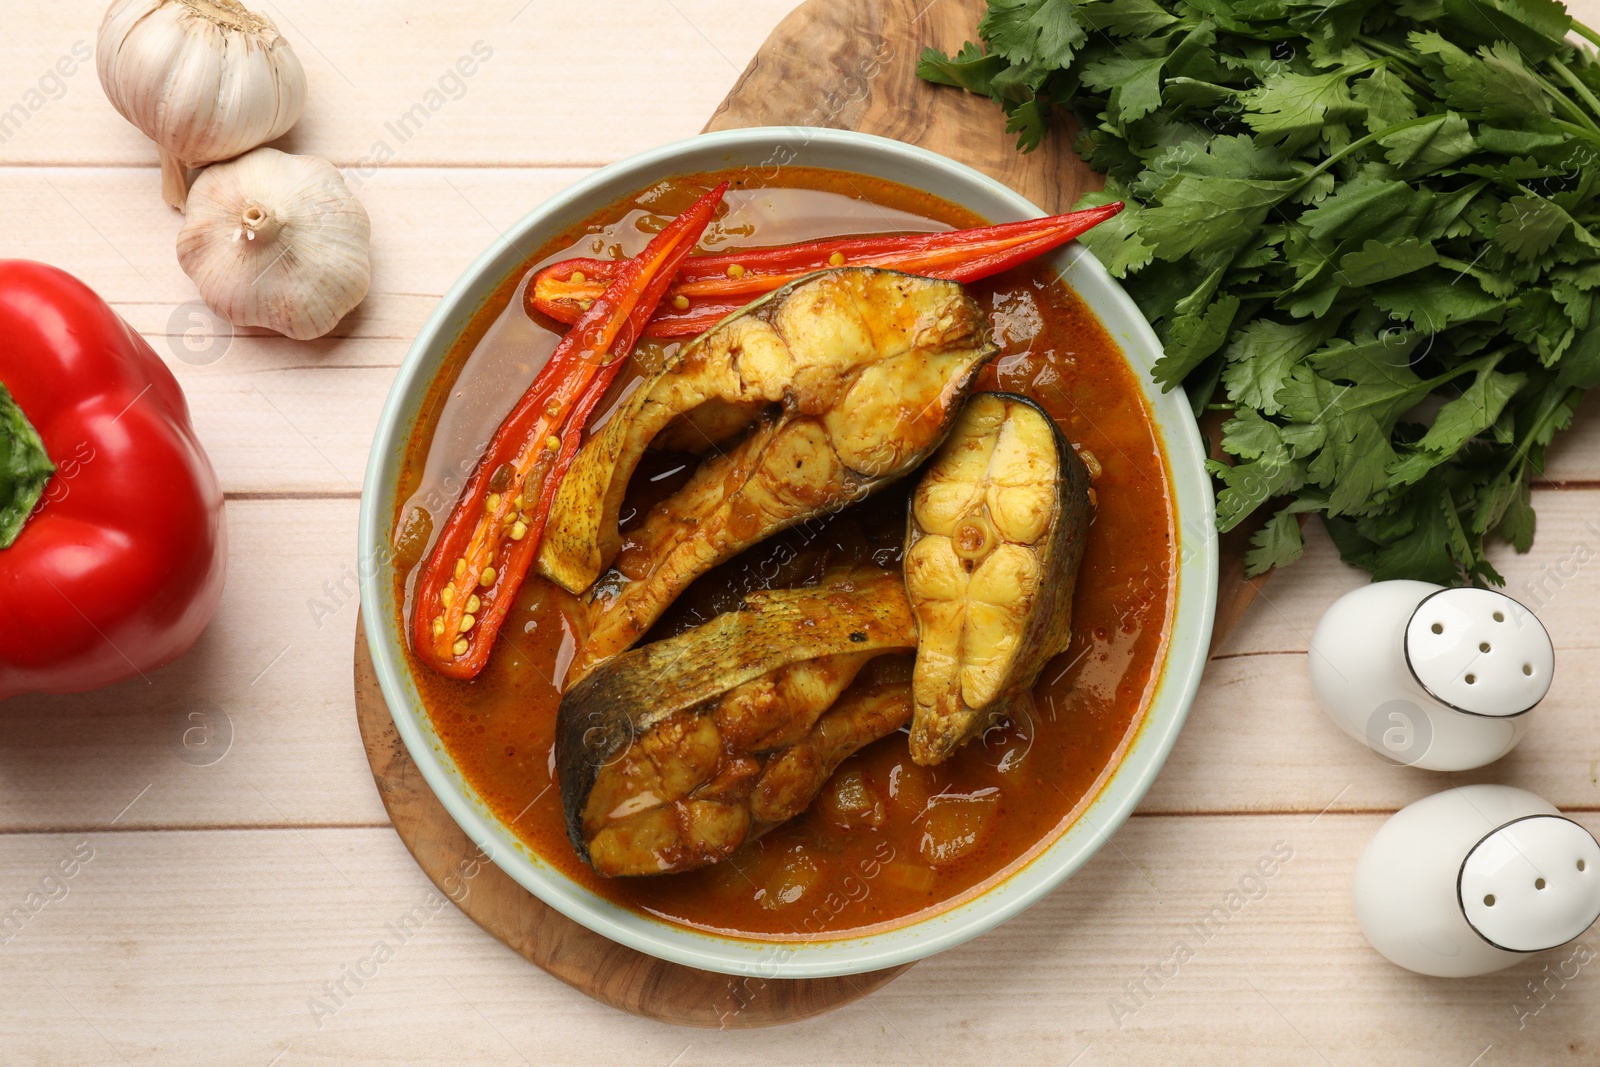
[0, 382, 56, 549]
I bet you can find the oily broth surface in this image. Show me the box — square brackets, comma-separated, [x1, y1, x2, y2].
[392, 167, 1175, 940]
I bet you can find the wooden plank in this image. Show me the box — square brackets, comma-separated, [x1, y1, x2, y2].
[1, 166, 593, 494]
[0, 499, 388, 834]
[0, 0, 800, 168]
[1144, 640, 1600, 816]
[2, 0, 1599, 1057]
[0, 167, 593, 309]
[1541, 391, 1600, 486]
[3, 489, 1598, 833]
[352, 636, 908, 1029]
[6, 165, 1600, 492]
[1220, 488, 1600, 657]
[0, 817, 1595, 1064]
[1154, 492, 1600, 815]
[702, 0, 1096, 223]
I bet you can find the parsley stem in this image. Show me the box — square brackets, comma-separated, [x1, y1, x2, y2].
[1297, 112, 1444, 187]
[1354, 35, 1416, 66]
[1337, 58, 1386, 79]
[1548, 57, 1600, 126]
[1526, 67, 1600, 136]
[1431, 254, 1483, 279]
[1548, 119, 1600, 153]
[1352, 36, 1440, 95]
[1496, 386, 1582, 485]
[1573, 19, 1600, 49]
[1421, 348, 1511, 393]
[1359, 32, 1600, 135]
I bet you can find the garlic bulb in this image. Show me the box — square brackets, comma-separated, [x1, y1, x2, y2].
[177, 148, 371, 341]
[97, 0, 307, 209]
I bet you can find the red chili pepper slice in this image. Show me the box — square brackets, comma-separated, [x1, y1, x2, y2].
[524, 202, 1124, 337]
[411, 182, 729, 679]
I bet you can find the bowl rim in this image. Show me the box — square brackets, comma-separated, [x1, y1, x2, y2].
[358, 126, 1218, 979]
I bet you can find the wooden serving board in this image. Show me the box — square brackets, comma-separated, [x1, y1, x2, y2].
[353, 0, 1271, 1030]
[353, 617, 892, 1028]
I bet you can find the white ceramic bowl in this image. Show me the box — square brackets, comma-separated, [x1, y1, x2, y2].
[359, 127, 1218, 978]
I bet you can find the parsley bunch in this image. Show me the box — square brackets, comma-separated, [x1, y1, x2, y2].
[921, 0, 1600, 583]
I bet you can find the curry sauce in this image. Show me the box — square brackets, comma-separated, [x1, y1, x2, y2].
[391, 167, 1175, 940]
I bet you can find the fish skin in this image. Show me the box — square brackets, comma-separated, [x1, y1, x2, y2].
[903, 392, 1092, 766]
[557, 568, 916, 876]
[537, 268, 995, 680]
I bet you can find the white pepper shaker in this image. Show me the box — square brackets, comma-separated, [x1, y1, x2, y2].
[1309, 581, 1554, 770]
[1354, 785, 1600, 976]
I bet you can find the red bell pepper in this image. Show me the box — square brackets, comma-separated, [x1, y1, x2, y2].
[0, 261, 227, 700]
[411, 182, 728, 679]
[524, 202, 1124, 337]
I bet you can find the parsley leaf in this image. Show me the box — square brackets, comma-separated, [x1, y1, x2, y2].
[1156, 293, 1241, 384]
[1439, 0, 1571, 63]
[1081, 51, 1169, 124]
[1336, 237, 1439, 286]
[1245, 506, 1307, 574]
[1221, 319, 1335, 415]
[1353, 66, 1419, 132]
[1496, 192, 1600, 260]
[980, 0, 1089, 70]
[1080, 0, 1180, 35]
[916, 43, 1008, 95]
[1413, 33, 1549, 122]
[923, 0, 1600, 585]
[1379, 111, 1476, 173]
[1242, 68, 1367, 151]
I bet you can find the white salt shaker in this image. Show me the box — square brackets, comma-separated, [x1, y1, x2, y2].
[1354, 785, 1600, 976]
[1309, 581, 1554, 770]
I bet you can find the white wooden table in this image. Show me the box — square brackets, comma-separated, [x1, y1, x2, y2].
[3, 3, 1600, 1063]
